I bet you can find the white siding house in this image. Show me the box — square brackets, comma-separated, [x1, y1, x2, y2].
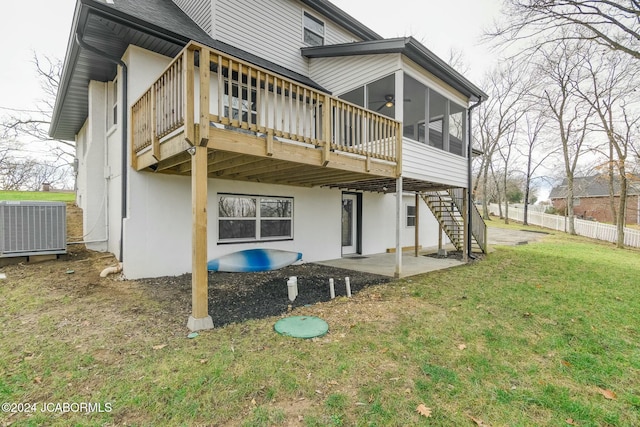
[172, 0, 212, 34]
[214, 0, 360, 76]
[51, 0, 487, 330]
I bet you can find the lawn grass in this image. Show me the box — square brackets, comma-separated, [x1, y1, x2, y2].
[1, 230, 639, 425]
[0, 190, 75, 202]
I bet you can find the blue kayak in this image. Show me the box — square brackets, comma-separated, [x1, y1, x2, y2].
[207, 248, 302, 272]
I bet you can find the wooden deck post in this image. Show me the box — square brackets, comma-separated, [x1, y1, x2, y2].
[394, 176, 403, 278]
[187, 145, 213, 331]
[322, 96, 331, 166]
[151, 83, 159, 161]
[184, 47, 195, 146]
[199, 48, 210, 147]
[394, 70, 404, 278]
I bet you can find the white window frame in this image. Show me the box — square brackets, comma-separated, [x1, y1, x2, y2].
[218, 194, 294, 243]
[107, 78, 118, 129]
[302, 11, 325, 46]
[406, 204, 416, 227]
[402, 69, 469, 157]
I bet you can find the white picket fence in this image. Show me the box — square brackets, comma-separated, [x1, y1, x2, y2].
[488, 204, 640, 248]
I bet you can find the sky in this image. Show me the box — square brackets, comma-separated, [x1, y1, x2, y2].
[0, 0, 502, 114]
[331, 0, 503, 80]
[0, 0, 76, 112]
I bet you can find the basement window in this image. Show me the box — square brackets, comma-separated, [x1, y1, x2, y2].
[218, 195, 293, 242]
[406, 205, 416, 227]
[303, 12, 324, 46]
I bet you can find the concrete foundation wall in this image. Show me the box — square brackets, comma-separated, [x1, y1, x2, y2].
[76, 45, 458, 279]
[122, 172, 446, 279]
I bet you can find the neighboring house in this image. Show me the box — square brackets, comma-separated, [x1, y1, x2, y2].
[549, 176, 640, 224]
[50, 0, 488, 330]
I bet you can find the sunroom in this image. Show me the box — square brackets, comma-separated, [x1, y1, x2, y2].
[302, 36, 485, 193]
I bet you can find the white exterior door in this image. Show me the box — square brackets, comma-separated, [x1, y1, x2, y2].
[341, 194, 358, 255]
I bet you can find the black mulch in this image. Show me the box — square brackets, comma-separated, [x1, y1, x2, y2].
[138, 263, 391, 328]
[424, 250, 465, 261]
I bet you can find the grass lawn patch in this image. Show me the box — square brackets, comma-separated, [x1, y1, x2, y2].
[0, 190, 75, 202]
[1, 223, 639, 425]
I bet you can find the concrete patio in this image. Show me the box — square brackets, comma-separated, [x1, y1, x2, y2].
[316, 226, 547, 278]
[316, 248, 464, 278]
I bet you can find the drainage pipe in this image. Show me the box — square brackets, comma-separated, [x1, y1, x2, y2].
[67, 239, 109, 245]
[74, 31, 128, 263]
[100, 263, 123, 278]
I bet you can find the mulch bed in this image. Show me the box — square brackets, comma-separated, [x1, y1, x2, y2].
[138, 263, 391, 327]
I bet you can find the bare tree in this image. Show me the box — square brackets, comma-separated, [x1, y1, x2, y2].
[573, 45, 640, 247]
[517, 107, 557, 225]
[446, 47, 470, 75]
[0, 54, 73, 162]
[497, 118, 519, 224]
[490, 0, 640, 60]
[491, 161, 504, 218]
[474, 60, 529, 220]
[0, 140, 71, 191]
[0, 53, 74, 191]
[536, 37, 594, 235]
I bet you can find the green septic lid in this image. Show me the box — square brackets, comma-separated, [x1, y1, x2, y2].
[274, 316, 329, 339]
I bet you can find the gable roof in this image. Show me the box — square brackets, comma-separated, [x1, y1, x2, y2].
[301, 37, 488, 102]
[299, 0, 382, 41]
[51, 0, 485, 141]
[51, 0, 338, 141]
[549, 175, 640, 199]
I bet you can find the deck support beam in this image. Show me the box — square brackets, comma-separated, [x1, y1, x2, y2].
[187, 145, 213, 331]
[394, 70, 404, 278]
[199, 48, 210, 147]
[414, 192, 419, 257]
[394, 175, 403, 278]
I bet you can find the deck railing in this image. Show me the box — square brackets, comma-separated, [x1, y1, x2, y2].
[131, 41, 401, 165]
[450, 188, 487, 253]
[470, 200, 487, 252]
[131, 55, 185, 154]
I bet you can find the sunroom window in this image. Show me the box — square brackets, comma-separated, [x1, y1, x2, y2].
[339, 75, 395, 119]
[218, 195, 293, 242]
[448, 103, 466, 156]
[403, 73, 466, 157]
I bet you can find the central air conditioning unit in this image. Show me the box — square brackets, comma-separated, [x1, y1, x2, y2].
[0, 201, 67, 258]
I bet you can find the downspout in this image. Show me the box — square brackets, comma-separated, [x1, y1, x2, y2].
[74, 31, 128, 263]
[467, 96, 483, 258]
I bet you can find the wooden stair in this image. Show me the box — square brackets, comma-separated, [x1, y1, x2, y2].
[421, 189, 487, 253]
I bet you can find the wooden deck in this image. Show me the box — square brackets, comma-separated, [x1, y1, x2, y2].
[131, 41, 401, 190]
[129, 41, 405, 330]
